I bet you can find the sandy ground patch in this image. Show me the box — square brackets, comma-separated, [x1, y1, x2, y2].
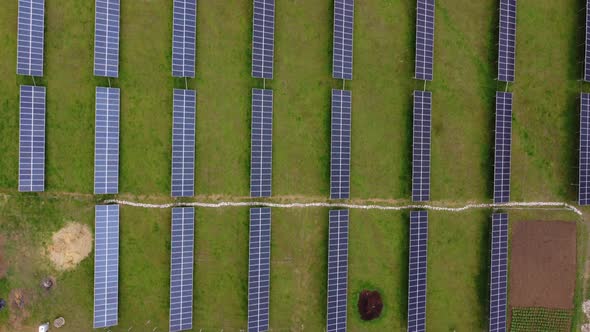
[46, 223, 93, 271]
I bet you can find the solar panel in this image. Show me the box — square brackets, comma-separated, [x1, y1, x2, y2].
[408, 210, 428, 332]
[580, 93, 590, 205]
[169, 207, 194, 332]
[94, 87, 120, 195]
[250, 89, 273, 197]
[414, 0, 434, 81]
[489, 213, 508, 332]
[498, 0, 516, 82]
[94, 0, 120, 78]
[172, 0, 197, 78]
[252, 0, 275, 79]
[412, 91, 431, 202]
[493, 92, 512, 204]
[171, 89, 196, 197]
[16, 0, 45, 77]
[18, 85, 46, 192]
[585, 2, 590, 82]
[330, 89, 352, 200]
[326, 209, 348, 332]
[93, 204, 119, 329]
[332, 0, 354, 80]
[248, 207, 272, 332]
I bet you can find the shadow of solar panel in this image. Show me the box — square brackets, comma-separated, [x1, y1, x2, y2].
[94, 87, 120, 194]
[16, 0, 45, 77]
[94, 0, 120, 78]
[332, 0, 354, 80]
[408, 210, 428, 332]
[250, 89, 273, 197]
[580, 93, 590, 205]
[412, 91, 431, 202]
[172, 0, 197, 77]
[19, 85, 46, 192]
[489, 213, 508, 332]
[414, 0, 434, 81]
[498, 0, 516, 82]
[170, 207, 194, 332]
[248, 208, 272, 332]
[94, 204, 119, 329]
[330, 90, 352, 200]
[252, 0, 275, 79]
[326, 209, 348, 332]
[171, 89, 196, 197]
[493, 92, 512, 204]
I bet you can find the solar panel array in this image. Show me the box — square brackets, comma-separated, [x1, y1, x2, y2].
[580, 93, 590, 205]
[330, 89, 352, 199]
[408, 210, 428, 332]
[169, 207, 194, 332]
[489, 213, 508, 332]
[412, 91, 431, 202]
[94, 87, 120, 194]
[93, 204, 119, 329]
[172, 0, 197, 78]
[252, 0, 275, 79]
[94, 0, 120, 78]
[326, 209, 349, 332]
[250, 89, 273, 197]
[171, 89, 196, 197]
[414, 0, 434, 81]
[17, 0, 45, 76]
[248, 208, 272, 332]
[586, 2, 590, 82]
[19, 85, 46, 192]
[498, 0, 516, 82]
[332, 0, 354, 80]
[493, 92, 512, 204]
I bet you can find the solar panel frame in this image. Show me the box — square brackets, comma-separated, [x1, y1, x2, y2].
[412, 91, 431, 202]
[585, 1, 590, 82]
[94, 0, 120, 78]
[18, 85, 46, 192]
[169, 207, 194, 332]
[408, 210, 428, 332]
[414, 0, 435, 81]
[94, 87, 120, 195]
[330, 89, 352, 200]
[332, 0, 354, 80]
[16, 0, 45, 77]
[250, 89, 273, 197]
[251, 0, 275, 79]
[580, 93, 590, 205]
[171, 89, 196, 197]
[497, 0, 516, 82]
[93, 204, 120, 329]
[493, 92, 512, 204]
[489, 213, 508, 332]
[248, 207, 272, 332]
[326, 209, 349, 332]
[172, 0, 197, 78]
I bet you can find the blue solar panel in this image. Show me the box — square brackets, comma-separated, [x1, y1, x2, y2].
[408, 210, 428, 332]
[252, 0, 275, 79]
[16, 0, 45, 77]
[580, 93, 590, 205]
[326, 209, 348, 332]
[170, 207, 194, 332]
[94, 87, 120, 194]
[93, 204, 119, 329]
[332, 0, 354, 80]
[489, 213, 508, 332]
[172, 0, 197, 78]
[494, 92, 512, 204]
[94, 0, 120, 78]
[248, 208, 271, 332]
[412, 91, 431, 202]
[498, 0, 516, 82]
[250, 89, 273, 197]
[330, 89, 352, 200]
[415, 0, 434, 81]
[171, 89, 196, 197]
[18, 85, 45, 192]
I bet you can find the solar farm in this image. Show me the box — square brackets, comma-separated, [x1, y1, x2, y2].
[1, 0, 590, 331]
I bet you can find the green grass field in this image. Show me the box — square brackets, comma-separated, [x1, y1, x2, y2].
[0, 0, 589, 331]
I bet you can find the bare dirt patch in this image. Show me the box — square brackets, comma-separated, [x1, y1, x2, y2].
[357, 290, 383, 321]
[46, 223, 93, 271]
[8, 289, 30, 329]
[0, 235, 8, 279]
